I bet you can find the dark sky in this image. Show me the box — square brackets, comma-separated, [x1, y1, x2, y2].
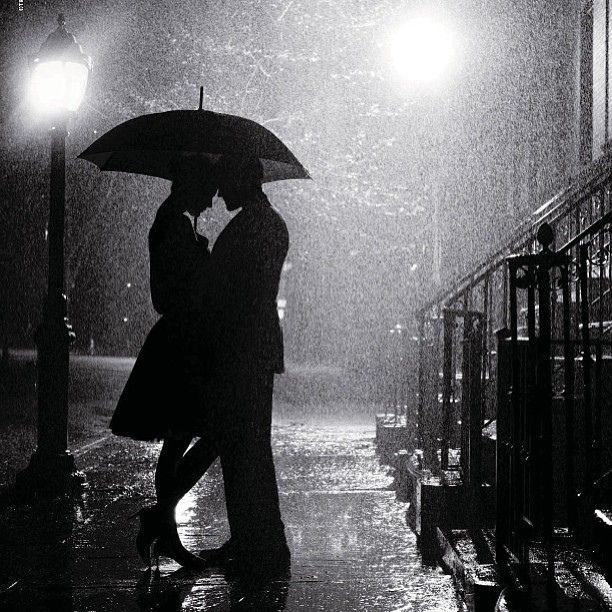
[0, 0, 578, 365]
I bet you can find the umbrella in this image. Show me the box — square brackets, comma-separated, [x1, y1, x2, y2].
[78, 103, 310, 184]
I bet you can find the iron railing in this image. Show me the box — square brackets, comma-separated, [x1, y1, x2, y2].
[411, 153, 612, 582]
[415, 154, 612, 480]
[496, 202, 612, 579]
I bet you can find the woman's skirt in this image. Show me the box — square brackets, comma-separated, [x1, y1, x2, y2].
[109, 317, 209, 441]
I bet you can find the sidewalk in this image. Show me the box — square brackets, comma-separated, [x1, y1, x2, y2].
[0, 420, 459, 611]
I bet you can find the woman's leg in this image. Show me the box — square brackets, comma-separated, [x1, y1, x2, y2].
[171, 437, 218, 503]
[155, 434, 218, 510]
[151, 434, 216, 568]
[155, 434, 192, 508]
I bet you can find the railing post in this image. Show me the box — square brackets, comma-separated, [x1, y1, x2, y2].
[579, 243, 594, 495]
[503, 261, 509, 329]
[560, 265, 576, 533]
[535, 227, 554, 577]
[483, 276, 491, 416]
[420, 314, 440, 472]
[417, 312, 425, 452]
[508, 257, 528, 568]
[467, 312, 484, 530]
[595, 339, 603, 478]
[496, 329, 512, 571]
[461, 311, 471, 484]
[441, 310, 454, 471]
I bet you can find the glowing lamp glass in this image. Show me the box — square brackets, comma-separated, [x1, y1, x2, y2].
[390, 18, 453, 83]
[30, 59, 89, 113]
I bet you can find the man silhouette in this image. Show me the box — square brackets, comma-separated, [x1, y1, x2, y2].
[209, 155, 290, 574]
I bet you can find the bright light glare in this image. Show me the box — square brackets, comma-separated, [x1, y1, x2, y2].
[30, 60, 89, 112]
[175, 485, 198, 525]
[390, 18, 453, 83]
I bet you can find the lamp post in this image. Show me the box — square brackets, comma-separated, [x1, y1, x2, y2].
[16, 14, 91, 496]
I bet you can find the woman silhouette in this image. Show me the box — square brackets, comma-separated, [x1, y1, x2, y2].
[110, 158, 218, 568]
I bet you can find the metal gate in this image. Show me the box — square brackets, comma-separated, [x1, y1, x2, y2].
[499, 223, 573, 574]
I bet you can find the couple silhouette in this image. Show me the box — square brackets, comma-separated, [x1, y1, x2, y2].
[110, 155, 290, 577]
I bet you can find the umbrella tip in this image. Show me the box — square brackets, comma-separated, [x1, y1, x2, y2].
[199, 86, 203, 111]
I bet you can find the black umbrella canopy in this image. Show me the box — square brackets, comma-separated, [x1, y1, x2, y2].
[78, 110, 310, 183]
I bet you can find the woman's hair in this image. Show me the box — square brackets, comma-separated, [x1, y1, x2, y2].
[170, 156, 217, 194]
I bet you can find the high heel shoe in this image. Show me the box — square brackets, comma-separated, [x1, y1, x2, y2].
[155, 512, 207, 570]
[128, 506, 160, 568]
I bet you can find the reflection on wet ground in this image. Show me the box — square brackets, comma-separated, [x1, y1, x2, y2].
[0, 421, 459, 611]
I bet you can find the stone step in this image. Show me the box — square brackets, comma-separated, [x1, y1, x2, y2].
[495, 561, 603, 611]
[561, 548, 612, 610]
[493, 537, 612, 611]
[437, 528, 502, 612]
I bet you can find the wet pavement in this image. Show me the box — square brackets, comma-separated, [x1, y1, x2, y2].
[0, 419, 459, 611]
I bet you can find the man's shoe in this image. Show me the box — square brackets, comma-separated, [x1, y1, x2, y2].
[199, 538, 237, 566]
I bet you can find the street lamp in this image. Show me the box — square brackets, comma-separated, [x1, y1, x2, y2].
[29, 16, 91, 114]
[16, 14, 91, 496]
[389, 17, 453, 84]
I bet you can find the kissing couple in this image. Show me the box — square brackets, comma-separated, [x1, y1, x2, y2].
[110, 154, 290, 578]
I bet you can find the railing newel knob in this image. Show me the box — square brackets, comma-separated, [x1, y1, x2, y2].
[537, 223, 555, 252]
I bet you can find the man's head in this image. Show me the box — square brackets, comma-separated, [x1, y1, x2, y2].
[218, 156, 264, 211]
[171, 156, 218, 216]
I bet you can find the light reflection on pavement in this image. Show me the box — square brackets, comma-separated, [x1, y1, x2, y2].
[1, 420, 459, 611]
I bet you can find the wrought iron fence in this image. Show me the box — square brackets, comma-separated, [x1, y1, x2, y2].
[413, 156, 612, 578]
[415, 157, 612, 479]
[496, 207, 612, 578]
